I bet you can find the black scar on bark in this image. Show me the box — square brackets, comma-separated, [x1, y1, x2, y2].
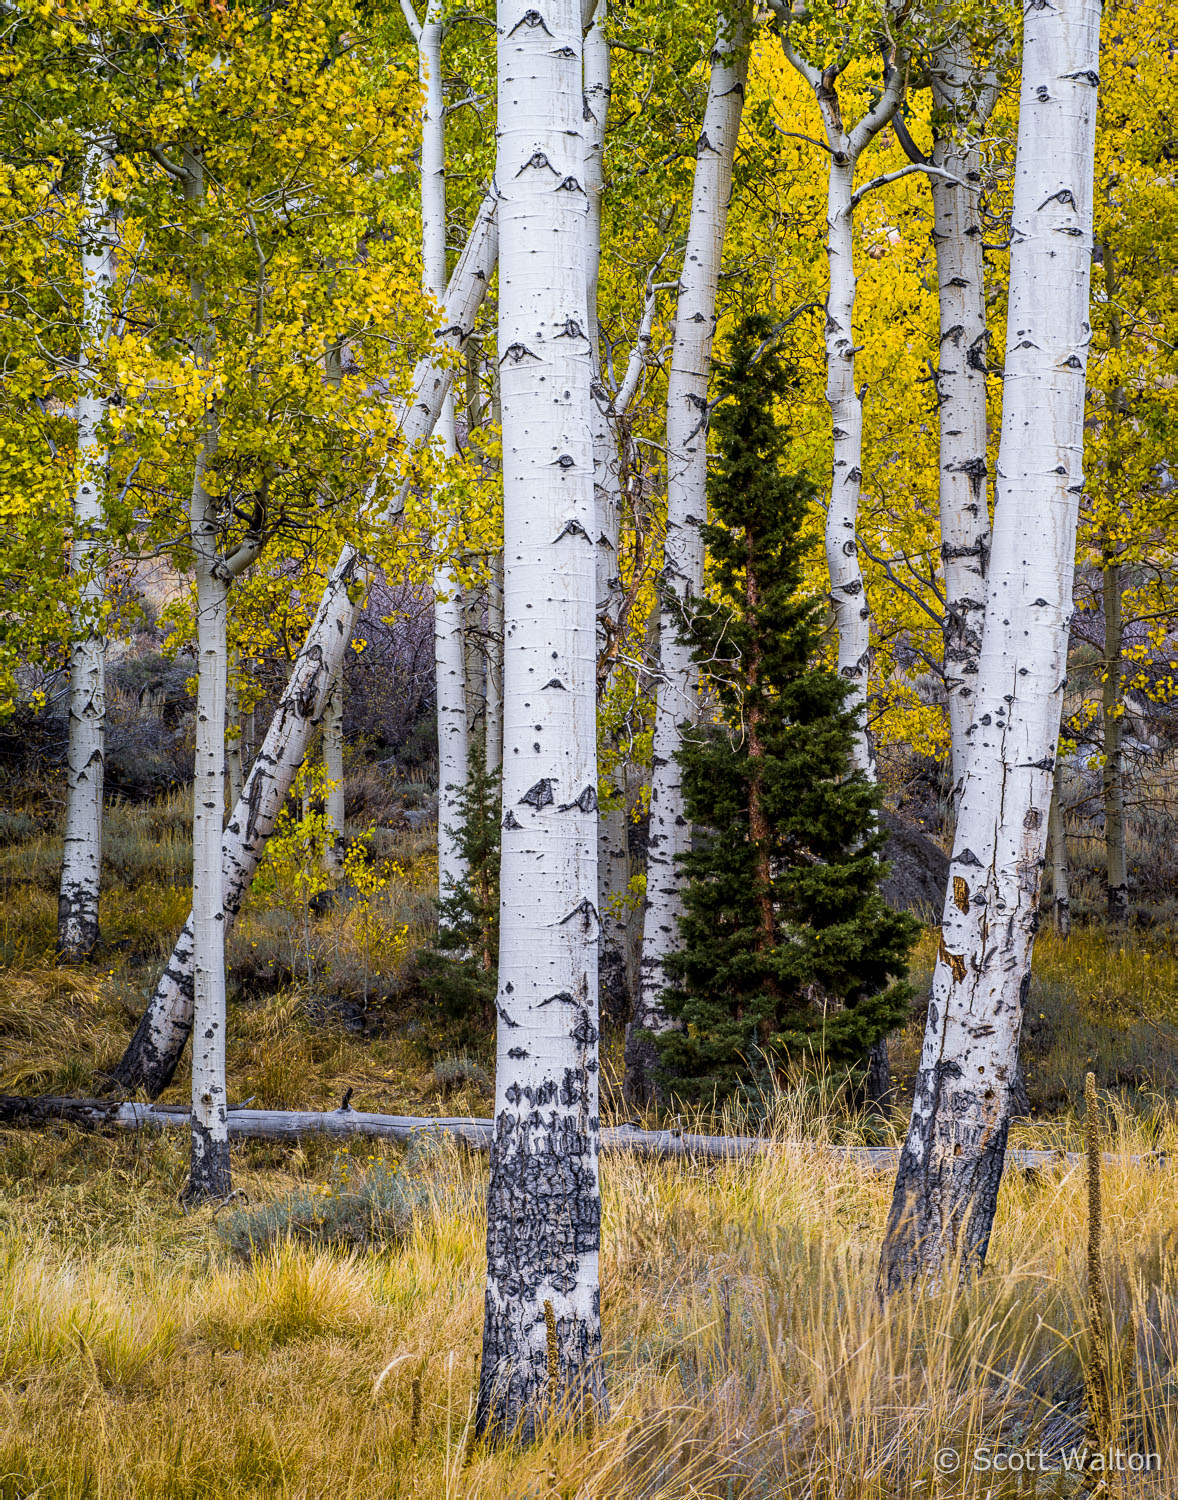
[558, 786, 597, 813]
[184, 1119, 231, 1205]
[878, 1056, 1011, 1294]
[476, 1110, 604, 1442]
[519, 780, 554, 810]
[503, 809, 523, 830]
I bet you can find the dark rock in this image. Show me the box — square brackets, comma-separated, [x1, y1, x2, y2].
[879, 811, 950, 918]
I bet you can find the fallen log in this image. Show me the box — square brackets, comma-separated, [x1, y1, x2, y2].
[0, 1095, 1161, 1171]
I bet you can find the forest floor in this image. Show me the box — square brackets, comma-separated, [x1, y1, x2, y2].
[1, 792, 1177, 1496]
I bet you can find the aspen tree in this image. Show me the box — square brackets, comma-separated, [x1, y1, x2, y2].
[57, 134, 115, 960]
[879, 0, 1101, 1290]
[112, 198, 499, 1096]
[918, 46, 997, 804]
[779, 18, 908, 782]
[475, 0, 604, 1439]
[625, 5, 750, 1104]
[402, 0, 471, 914]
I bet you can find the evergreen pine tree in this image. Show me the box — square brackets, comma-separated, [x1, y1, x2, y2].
[655, 315, 918, 1101]
[417, 736, 500, 1036]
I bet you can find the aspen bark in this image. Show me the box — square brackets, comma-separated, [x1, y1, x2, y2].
[58, 137, 115, 961]
[1049, 755, 1071, 937]
[476, 0, 604, 1440]
[485, 551, 504, 774]
[182, 144, 233, 1205]
[780, 40, 903, 782]
[878, 0, 1100, 1290]
[111, 195, 500, 1097]
[413, 0, 472, 912]
[626, 8, 749, 1103]
[1100, 250, 1128, 923]
[927, 53, 995, 803]
[225, 658, 244, 815]
[322, 674, 345, 878]
[1102, 552, 1127, 922]
[584, 0, 630, 1029]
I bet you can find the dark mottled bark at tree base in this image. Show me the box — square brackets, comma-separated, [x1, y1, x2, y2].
[475, 1110, 605, 1442]
[865, 1037, 892, 1108]
[184, 1119, 232, 1205]
[56, 888, 100, 961]
[598, 945, 630, 1029]
[877, 1059, 1011, 1295]
[621, 1025, 664, 1107]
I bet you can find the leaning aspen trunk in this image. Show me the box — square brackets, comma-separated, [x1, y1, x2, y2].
[58, 137, 114, 961]
[927, 65, 993, 804]
[878, 0, 1100, 1291]
[109, 198, 499, 1097]
[476, 0, 604, 1441]
[626, 8, 749, 1104]
[322, 675, 345, 878]
[111, 554, 362, 1096]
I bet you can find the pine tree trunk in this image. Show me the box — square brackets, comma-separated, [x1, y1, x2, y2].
[878, 0, 1100, 1291]
[322, 674, 345, 878]
[58, 137, 114, 961]
[109, 197, 499, 1096]
[927, 59, 993, 804]
[626, 8, 749, 1104]
[1049, 756, 1071, 938]
[476, 0, 604, 1441]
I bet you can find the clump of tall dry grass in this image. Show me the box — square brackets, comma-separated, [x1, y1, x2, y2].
[0, 1091, 1174, 1497]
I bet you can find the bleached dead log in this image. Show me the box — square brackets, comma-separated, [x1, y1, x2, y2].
[0, 1096, 1142, 1171]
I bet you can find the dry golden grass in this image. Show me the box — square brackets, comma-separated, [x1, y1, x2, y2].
[0, 1096, 1176, 1497]
[2, 797, 1177, 1493]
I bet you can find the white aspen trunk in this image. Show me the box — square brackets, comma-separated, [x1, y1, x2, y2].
[111, 193, 501, 1098]
[823, 154, 876, 779]
[928, 54, 995, 804]
[112, 555, 362, 1096]
[463, 584, 485, 756]
[415, 0, 471, 909]
[1049, 755, 1071, 937]
[182, 144, 233, 1204]
[225, 657, 244, 815]
[485, 550, 504, 774]
[476, 0, 604, 1440]
[322, 674, 345, 877]
[878, 0, 1100, 1290]
[584, 0, 629, 1029]
[58, 137, 114, 961]
[188, 430, 233, 1201]
[625, 9, 749, 1103]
